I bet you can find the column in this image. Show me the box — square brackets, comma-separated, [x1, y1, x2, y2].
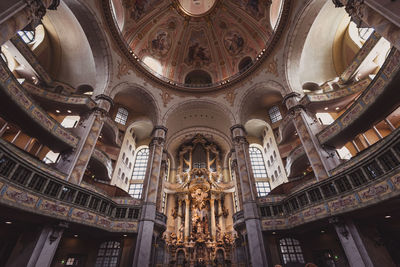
[184, 197, 190, 242]
[177, 198, 182, 236]
[329, 217, 373, 267]
[231, 125, 268, 267]
[210, 197, 216, 240]
[284, 93, 340, 181]
[6, 222, 67, 267]
[217, 198, 224, 232]
[55, 95, 112, 184]
[0, 0, 59, 46]
[133, 126, 167, 267]
[332, 0, 400, 50]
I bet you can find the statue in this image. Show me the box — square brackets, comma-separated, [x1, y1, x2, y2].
[216, 223, 222, 242]
[178, 224, 184, 242]
[171, 207, 177, 218]
[169, 232, 177, 246]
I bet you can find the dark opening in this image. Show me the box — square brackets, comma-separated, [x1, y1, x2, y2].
[238, 56, 253, 73]
[184, 70, 212, 85]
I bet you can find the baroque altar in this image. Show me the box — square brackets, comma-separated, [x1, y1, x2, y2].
[163, 135, 236, 266]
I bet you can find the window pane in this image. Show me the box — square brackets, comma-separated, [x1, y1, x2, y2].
[269, 106, 282, 123]
[115, 107, 129, 125]
[131, 148, 149, 180]
[249, 147, 268, 178]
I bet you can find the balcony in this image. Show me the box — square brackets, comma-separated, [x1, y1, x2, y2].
[0, 58, 79, 152]
[102, 116, 122, 147]
[22, 81, 96, 113]
[258, 126, 400, 230]
[0, 138, 141, 233]
[318, 48, 400, 148]
[89, 148, 113, 181]
[285, 145, 308, 178]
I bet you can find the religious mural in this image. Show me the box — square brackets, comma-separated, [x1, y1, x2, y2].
[123, 0, 162, 21]
[185, 30, 212, 67]
[150, 30, 172, 57]
[224, 30, 245, 55]
[118, 0, 282, 84]
[231, 0, 267, 19]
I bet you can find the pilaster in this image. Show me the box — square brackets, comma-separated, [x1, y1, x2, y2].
[133, 125, 167, 267]
[284, 94, 340, 181]
[230, 124, 268, 267]
[330, 217, 373, 267]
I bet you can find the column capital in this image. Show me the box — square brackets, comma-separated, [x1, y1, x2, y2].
[95, 94, 113, 110]
[230, 124, 246, 135]
[232, 136, 249, 146]
[152, 125, 168, 135]
[150, 136, 165, 147]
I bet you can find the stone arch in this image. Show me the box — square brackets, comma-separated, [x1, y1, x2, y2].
[110, 82, 161, 125]
[237, 81, 284, 124]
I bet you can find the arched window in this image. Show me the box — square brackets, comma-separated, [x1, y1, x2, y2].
[18, 30, 35, 44]
[269, 106, 282, 123]
[274, 170, 278, 178]
[255, 181, 271, 197]
[273, 151, 277, 159]
[279, 238, 305, 264]
[131, 148, 149, 180]
[115, 107, 128, 125]
[249, 147, 267, 178]
[278, 166, 281, 174]
[95, 241, 121, 267]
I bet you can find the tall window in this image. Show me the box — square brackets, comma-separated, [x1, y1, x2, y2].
[128, 183, 143, 199]
[279, 238, 305, 264]
[18, 30, 35, 44]
[255, 181, 271, 197]
[95, 241, 121, 267]
[131, 148, 149, 180]
[269, 106, 282, 123]
[249, 147, 268, 178]
[114, 107, 128, 125]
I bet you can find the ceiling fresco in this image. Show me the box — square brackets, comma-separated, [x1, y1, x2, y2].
[114, 0, 284, 88]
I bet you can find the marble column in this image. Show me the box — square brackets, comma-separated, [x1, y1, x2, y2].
[56, 95, 112, 184]
[184, 197, 190, 242]
[217, 198, 224, 232]
[177, 198, 182, 235]
[333, 0, 400, 50]
[0, 0, 59, 46]
[210, 197, 216, 240]
[231, 125, 268, 267]
[330, 217, 373, 267]
[284, 93, 340, 181]
[133, 126, 167, 267]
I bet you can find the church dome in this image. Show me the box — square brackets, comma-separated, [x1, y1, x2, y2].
[106, 0, 288, 91]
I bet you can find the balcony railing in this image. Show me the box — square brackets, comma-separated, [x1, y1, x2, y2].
[238, 127, 400, 230]
[0, 138, 141, 232]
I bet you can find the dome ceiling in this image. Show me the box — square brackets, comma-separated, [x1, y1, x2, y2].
[109, 0, 287, 91]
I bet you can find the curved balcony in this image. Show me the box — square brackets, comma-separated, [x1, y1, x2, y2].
[285, 145, 308, 178]
[301, 77, 372, 113]
[277, 113, 296, 145]
[254, 127, 400, 231]
[0, 58, 79, 152]
[318, 48, 400, 148]
[102, 116, 122, 147]
[0, 138, 140, 233]
[89, 148, 113, 181]
[22, 81, 96, 114]
[9, 35, 76, 94]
